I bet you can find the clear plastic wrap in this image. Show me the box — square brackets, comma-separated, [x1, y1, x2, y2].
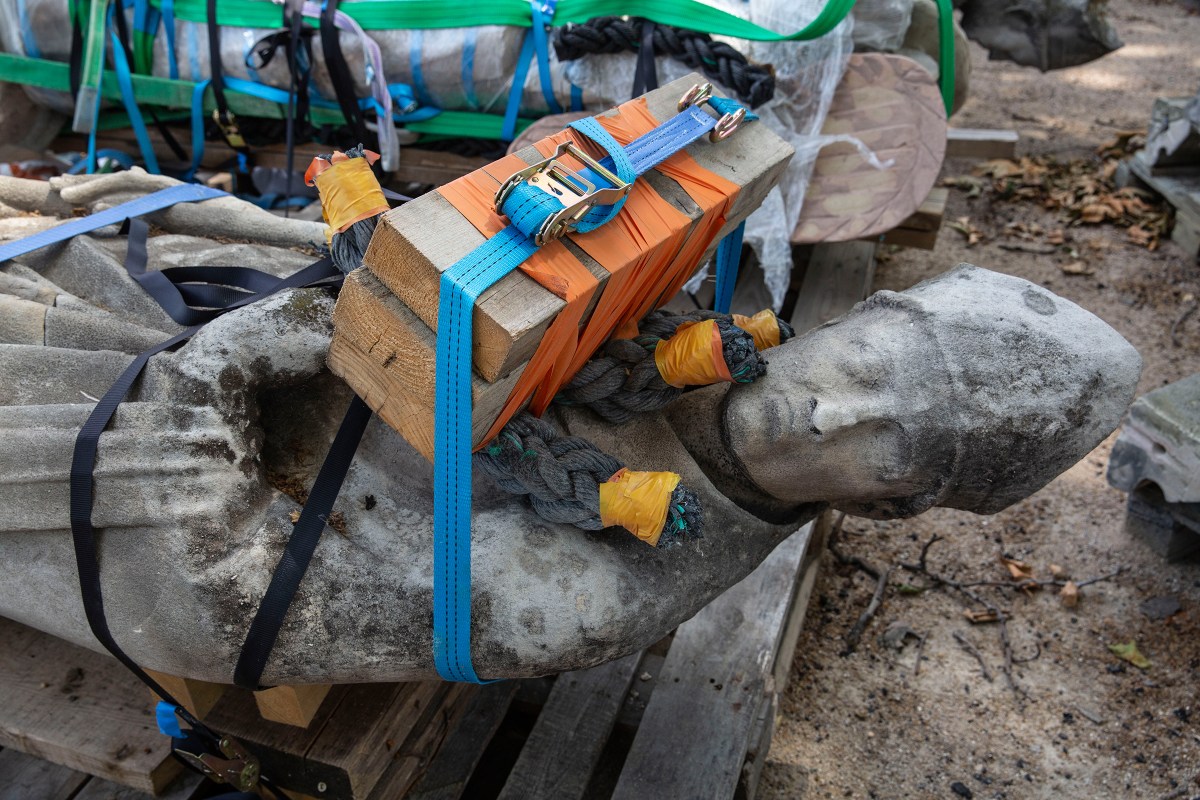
[851, 0, 914, 53]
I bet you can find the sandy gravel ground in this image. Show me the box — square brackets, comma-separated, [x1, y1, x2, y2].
[760, 3, 1200, 798]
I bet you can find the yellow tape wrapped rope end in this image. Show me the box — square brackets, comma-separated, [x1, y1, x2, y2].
[312, 157, 390, 245]
[653, 318, 733, 389]
[732, 309, 782, 350]
[599, 468, 682, 547]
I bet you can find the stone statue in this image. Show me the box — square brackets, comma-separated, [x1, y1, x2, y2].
[0, 176, 1141, 684]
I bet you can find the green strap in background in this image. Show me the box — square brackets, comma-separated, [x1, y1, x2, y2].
[0, 0, 954, 142]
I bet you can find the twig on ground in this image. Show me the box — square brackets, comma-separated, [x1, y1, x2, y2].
[1170, 295, 1197, 347]
[842, 566, 893, 657]
[954, 566, 1125, 591]
[912, 631, 928, 676]
[829, 512, 882, 580]
[953, 631, 994, 682]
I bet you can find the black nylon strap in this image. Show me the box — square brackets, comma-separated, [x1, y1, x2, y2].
[631, 20, 659, 98]
[319, 0, 369, 146]
[205, 0, 232, 126]
[233, 395, 372, 689]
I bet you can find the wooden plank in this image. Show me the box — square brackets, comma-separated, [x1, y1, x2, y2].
[328, 268, 527, 460]
[497, 651, 643, 800]
[206, 681, 446, 799]
[0, 748, 90, 800]
[788, 241, 877, 335]
[254, 684, 333, 729]
[611, 526, 813, 800]
[405, 682, 518, 800]
[945, 128, 1019, 160]
[735, 690, 777, 800]
[359, 73, 792, 385]
[1126, 158, 1200, 220]
[892, 186, 948, 233]
[72, 772, 205, 800]
[366, 684, 478, 800]
[145, 670, 226, 720]
[0, 617, 180, 793]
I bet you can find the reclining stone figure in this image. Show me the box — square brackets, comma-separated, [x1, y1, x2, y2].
[0, 177, 1141, 684]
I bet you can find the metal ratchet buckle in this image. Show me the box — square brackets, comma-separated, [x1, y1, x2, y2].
[494, 141, 632, 246]
[677, 82, 747, 143]
[211, 109, 248, 151]
[175, 735, 261, 792]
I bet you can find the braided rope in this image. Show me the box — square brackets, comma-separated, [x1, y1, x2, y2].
[555, 309, 786, 423]
[553, 17, 776, 108]
[475, 412, 703, 547]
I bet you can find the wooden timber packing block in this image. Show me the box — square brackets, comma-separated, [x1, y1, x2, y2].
[358, 73, 794, 385]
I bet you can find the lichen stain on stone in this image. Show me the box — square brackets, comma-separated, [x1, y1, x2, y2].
[281, 289, 334, 328]
[1022, 287, 1057, 316]
[186, 436, 238, 464]
[518, 607, 546, 634]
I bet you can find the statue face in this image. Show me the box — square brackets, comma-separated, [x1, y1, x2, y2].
[726, 300, 946, 508]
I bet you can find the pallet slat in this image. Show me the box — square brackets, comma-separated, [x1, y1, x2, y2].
[789, 241, 878, 335]
[497, 651, 642, 800]
[610, 526, 813, 800]
[0, 747, 90, 800]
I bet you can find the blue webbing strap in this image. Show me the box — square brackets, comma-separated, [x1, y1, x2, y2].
[529, 0, 562, 115]
[18, 0, 42, 57]
[161, 0, 179, 78]
[569, 83, 583, 112]
[500, 30, 536, 142]
[0, 183, 226, 264]
[461, 28, 479, 110]
[109, 5, 161, 174]
[433, 98, 750, 682]
[184, 79, 211, 181]
[713, 220, 745, 314]
[410, 29, 435, 109]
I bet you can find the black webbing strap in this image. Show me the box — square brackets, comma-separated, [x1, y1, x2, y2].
[205, 0, 234, 131]
[631, 20, 659, 98]
[233, 395, 372, 689]
[319, 0, 370, 147]
[109, 4, 190, 165]
[68, 214, 347, 794]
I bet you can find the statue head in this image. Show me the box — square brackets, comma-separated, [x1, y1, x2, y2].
[724, 264, 1142, 517]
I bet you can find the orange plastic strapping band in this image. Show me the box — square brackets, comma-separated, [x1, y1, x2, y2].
[654, 318, 733, 388]
[436, 96, 739, 448]
[598, 468, 682, 547]
[732, 309, 782, 350]
[311, 155, 389, 243]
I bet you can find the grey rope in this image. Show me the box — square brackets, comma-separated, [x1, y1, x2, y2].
[554, 309, 777, 424]
[475, 412, 703, 547]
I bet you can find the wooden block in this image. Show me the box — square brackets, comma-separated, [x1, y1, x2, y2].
[365, 684, 478, 799]
[328, 268, 527, 460]
[496, 651, 642, 800]
[206, 681, 448, 799]
[145, 669, 226, 721]
[789, 241, 877, 335]
[946, 128, 1019, 160]
[0, 617, 180, 793]
[610, 526, 814, 800]
[361, 73, 793, 384]
[253, 684, 333, 728]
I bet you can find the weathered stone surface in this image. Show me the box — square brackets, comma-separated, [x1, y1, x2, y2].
[1108, 373, 1200, 504]
[0, 181, 1141, 684]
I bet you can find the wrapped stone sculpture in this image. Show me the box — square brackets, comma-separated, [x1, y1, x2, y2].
[0, 177, 1140, 683]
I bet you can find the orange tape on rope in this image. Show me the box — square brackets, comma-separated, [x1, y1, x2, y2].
[598, 468, 682, 547]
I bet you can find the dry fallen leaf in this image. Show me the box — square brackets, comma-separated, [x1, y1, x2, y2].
[1061, 260, 1095, 276]
[943, 175, 986, 197]
[950, 216, 983, 246]
[1108, 641, 1151, 670]
[1060, 581, 1080, 608]
[1049, 564, 1068, 579]
[288, 510, 301, 524]
[963, 609, 1000, 624]
[1000, 556, 1035, 581]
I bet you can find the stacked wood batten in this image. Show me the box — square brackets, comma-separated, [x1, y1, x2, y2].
[327, 74, 794, 459]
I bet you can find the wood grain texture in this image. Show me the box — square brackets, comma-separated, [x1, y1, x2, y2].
[0, 748, 89, 800]
[497, 651, 642, 800]
[405, 682, 518, 800]
[789, 241, 877, 335]
[205, 681, 446, 799]
[611, 527, 813, 800]
[793, 53, 947, 245]
[945, 128, 1019, 160]
[145, 670, 226, 721]
[253, 684, 333, 728]
[0, 617, 180, 793]
[365, 684, 477, 800]
[328, 268, 526, 461]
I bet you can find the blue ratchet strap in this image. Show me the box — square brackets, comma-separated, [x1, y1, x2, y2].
[713, 220, 745, 314]
[109, 7, 160, 174]
[569, 83, 584, 112]
[461, 28, 479, 110]
[18, 0, 42, 57]
[410, 29, 435, 109]
[433, 94, 753, 683]
[0, 183, 226, 264]
[184, 79, 211, 181]
[529, 0, 562, 115]
[68, 149, 136, 174]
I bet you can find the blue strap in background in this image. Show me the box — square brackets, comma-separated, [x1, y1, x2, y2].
[461, 28, 478, 110]
[569, 83, 583, 112]
[409, 29, 435, 109]
[500, 30, 536, 142]
[432, 98, 751, 683]
[712, 220, 745, 314]
[529, 0, 562, 115]
[0, 183, 226, 264]
[184, 79, 210, 181]
[108, 18, 160, 174]
[18, 0, 42, 57]
[68, 149, 136, 174]
[161, 0, 179, 78]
